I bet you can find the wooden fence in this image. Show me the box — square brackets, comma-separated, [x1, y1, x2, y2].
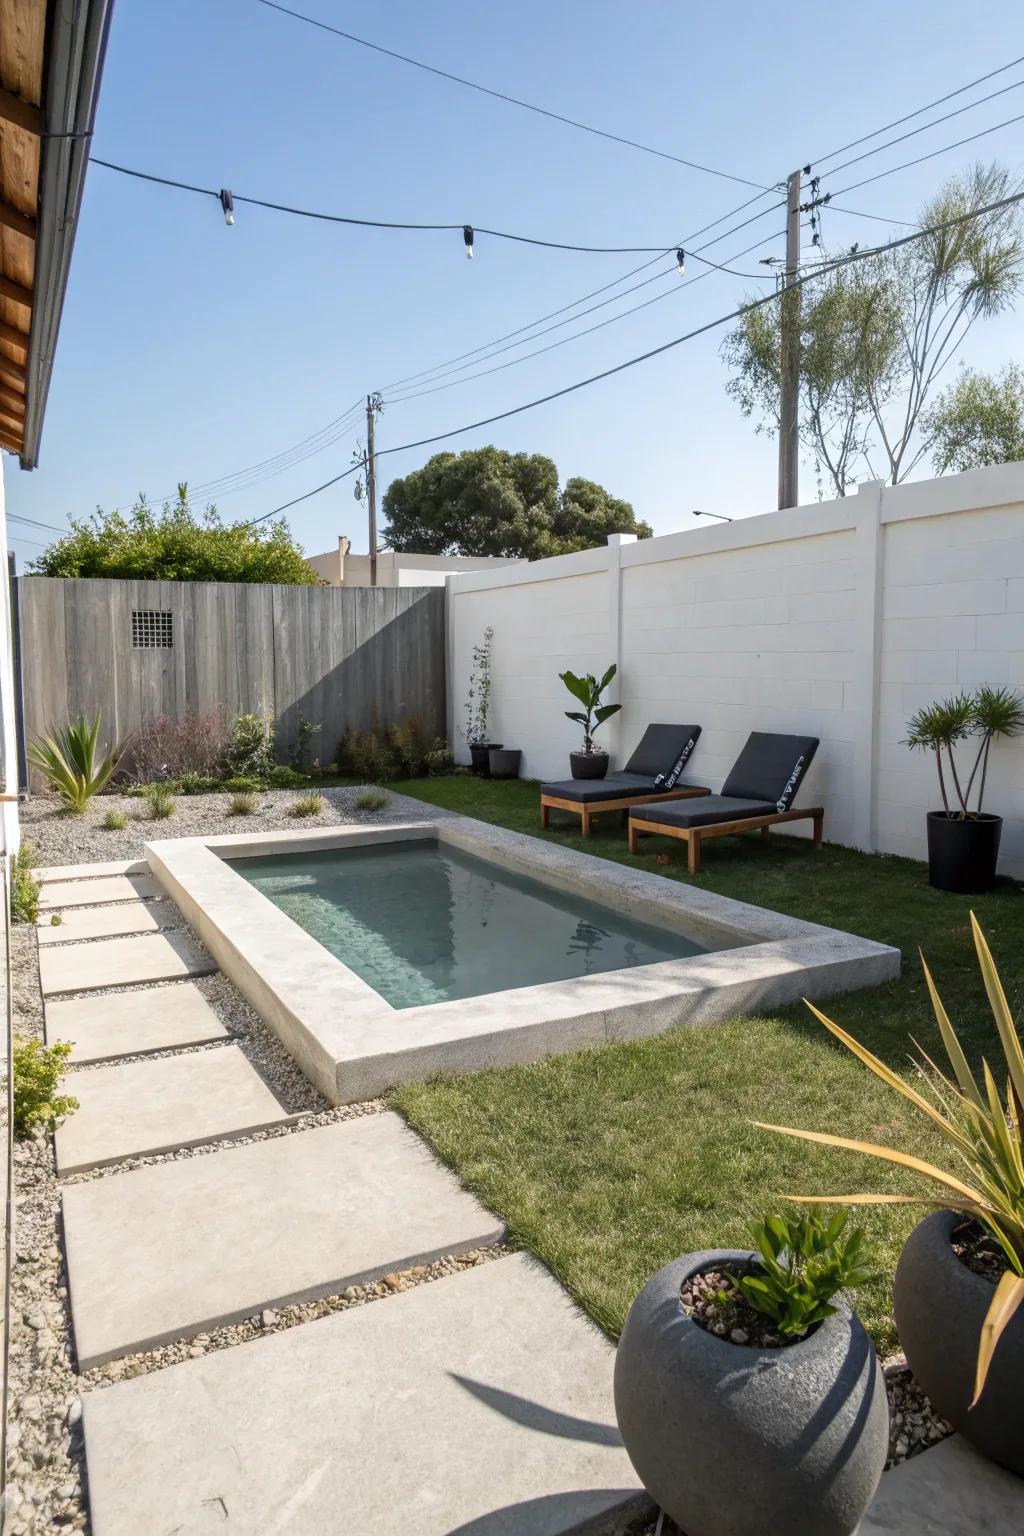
[16, 578, 446, 782]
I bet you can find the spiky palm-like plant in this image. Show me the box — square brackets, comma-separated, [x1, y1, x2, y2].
[28, 714, 122, 813]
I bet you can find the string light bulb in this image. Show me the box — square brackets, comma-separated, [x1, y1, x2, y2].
[219, 189, 235, 227]
[463, 225, 474, 259]
[676, 248, 685, 275]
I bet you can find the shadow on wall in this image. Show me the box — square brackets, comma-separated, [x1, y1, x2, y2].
[281, 591, 446, 763]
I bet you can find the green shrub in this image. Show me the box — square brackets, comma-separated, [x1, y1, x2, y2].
[266, 764, 306, 789]
[222, 775, 263, 793]
[49, 913, 62, 927]
[424, 739, 455, 776]
[356, 788, 389, 812]
[101, 809, 128, 830]
[144, 784, 177, 819]
[228, 791, 259, 816]
[291, 792, 325, 818]
[178, 771, 222, 795]
[228, 713, 274, 779]
[10, 843, 40, 924]
[386, 718, 431, 777]
[728, 1211, 873, 1340]
[11, 1037, 78, 1139]
[28, 713, 122, 812]
[288, 714, 322, 774]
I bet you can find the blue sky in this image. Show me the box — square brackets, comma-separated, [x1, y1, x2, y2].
[6, 0, 1024, 564]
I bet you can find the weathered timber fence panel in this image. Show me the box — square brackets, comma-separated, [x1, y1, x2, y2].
[16, 578, 446, 781]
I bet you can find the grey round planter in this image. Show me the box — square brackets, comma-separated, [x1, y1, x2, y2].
[614, 1250, 888, 1536]
[894, 1211, 1024, 1476]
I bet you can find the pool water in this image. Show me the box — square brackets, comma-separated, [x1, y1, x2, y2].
[233, 840, 717, 1009]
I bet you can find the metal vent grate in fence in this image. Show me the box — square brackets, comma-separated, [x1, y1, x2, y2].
[131, 610, 173, 649]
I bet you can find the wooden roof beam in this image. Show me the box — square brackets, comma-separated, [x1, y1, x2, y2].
[0, 318, 29, 355]
[0, 431, 23, 455]
[0, 358, 26, 393]
[0, 384, 25, 418]
[0, 275, 33, 310]
[0, 409, 25, 443]
[0, 199, 37, 242]
[0, 89, 42, 136]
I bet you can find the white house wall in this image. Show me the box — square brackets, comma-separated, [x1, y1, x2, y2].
[447, 462, 1024, 877]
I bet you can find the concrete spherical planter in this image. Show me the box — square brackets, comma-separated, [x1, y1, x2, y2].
[569, 750, 608, 780]
[894, 1211, 1024, 1476]
[614, 1251, 888, 1536]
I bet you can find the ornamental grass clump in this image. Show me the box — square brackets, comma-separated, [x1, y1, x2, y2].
[291, 792, 325, 818]
[101, 809, 127, 831]
[228, 791, 259, 816]
[757, 913, 1024, 1403]
[728, 1210, 873, 1340]
[144, 784, 177, 820]
[28, 713, 122, 812]
[356, 788, 389, 812]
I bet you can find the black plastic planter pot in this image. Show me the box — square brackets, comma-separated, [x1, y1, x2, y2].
[926, 811, 1002, 893]
[614, 1251, 888, 1536]
[894, 1211, 1024, 1476]
[488, 747, 521, 780]
[569, 751, 608, 780]
[469, 742, 502, 776]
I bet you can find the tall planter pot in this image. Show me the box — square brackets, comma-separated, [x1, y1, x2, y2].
[894, 1211, 1024, 1476]
[926, 811, 1002, 894]
[614, 1251, 888, 1536]
[468, 742, 502, 776]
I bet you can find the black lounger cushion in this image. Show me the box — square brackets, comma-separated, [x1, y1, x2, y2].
[623, 723, 702, 785]
[541, 772, 684, 805]
[631, 794, 779, 828]
[721, 732, 819, 810]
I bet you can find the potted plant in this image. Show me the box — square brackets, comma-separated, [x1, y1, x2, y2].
[757, 914, 1024, 1475]
[614, 1209, 887, 1536]
[487, 746, 522, 779]
[560, 663, 621, 779]
[905, 685, 1024, 893]
[463, 626, 502, 774]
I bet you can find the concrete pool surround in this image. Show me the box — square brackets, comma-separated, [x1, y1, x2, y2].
[145, 817, 900, 1104]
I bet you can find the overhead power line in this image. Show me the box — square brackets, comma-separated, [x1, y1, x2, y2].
[830, 109, 1024, 197]
[5, 511, 69, 534]
[822, 75, 1024, 179]
[812, 52, 1024, 164]
[256, 0, 772, 191]
[241, 186, 1024, 528]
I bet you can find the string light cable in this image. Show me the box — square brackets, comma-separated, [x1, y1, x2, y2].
[255, 0, 773, 191]
[240, 185, 1024, 528]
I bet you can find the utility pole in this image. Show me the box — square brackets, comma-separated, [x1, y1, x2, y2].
[365, 393, 380, 586]
[777, 167, 804, 510]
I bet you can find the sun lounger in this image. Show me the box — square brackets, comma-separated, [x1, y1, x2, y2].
[540, 723, 707, 837]
[628, 731, 822, 872]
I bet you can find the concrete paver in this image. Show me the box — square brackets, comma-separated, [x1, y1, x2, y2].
[54, 1044, 295, 1176]
[38, 859, 148, 882]
[63, 1112, 505, 1368]
[39, 931, 215, 995]
[81, 1252, 645, 1535]
[38, 875, 160, 909]
[860, 1434, 1024, 1534]
[37, 900, 176, 944]
[45, 982, 229, 1064]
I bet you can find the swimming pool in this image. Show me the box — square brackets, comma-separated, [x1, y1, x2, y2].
[233, 841, 731, 1009]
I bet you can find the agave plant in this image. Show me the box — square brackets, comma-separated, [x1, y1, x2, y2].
[756, 913, 1023, 1405]
[28, 714, 123, 812]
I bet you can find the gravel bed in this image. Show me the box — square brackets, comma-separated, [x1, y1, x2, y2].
[19, 784, 447, 868]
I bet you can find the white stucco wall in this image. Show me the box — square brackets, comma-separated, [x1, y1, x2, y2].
[448, 462, 1024, 876]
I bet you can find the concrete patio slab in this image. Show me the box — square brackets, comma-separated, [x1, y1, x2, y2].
[38, 931, 215, 995]
[37, 899, 176, 944]
[38, 859, 148, 882]
[54, 1044, 295, 1176]
[44, 983, 229, 1064]
[38, 874, 160, 909]
[63, 1112, 505, 1368]
[81, 1252, 646, 1536]
[861, 1434, 1024, 1534]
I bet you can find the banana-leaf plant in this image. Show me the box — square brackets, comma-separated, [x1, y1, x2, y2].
[755, 913, 1023, 1405]
[28, 713, 124, 813]
[905, 685, 1024, 818]
[559, 664, 621, 754]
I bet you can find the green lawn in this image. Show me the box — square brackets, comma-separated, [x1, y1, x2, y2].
[391, 774, 1022, 1350]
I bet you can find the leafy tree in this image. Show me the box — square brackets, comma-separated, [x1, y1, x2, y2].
[382, 446, 650, 558]
[722, 162, 1024, 495]
[923, 364, 1024, 473]
[31, 485, 319, 583]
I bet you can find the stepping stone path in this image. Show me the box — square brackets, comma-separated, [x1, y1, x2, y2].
[54, 1045, 301, 1176]
[37, 897, 176, 944]
[41, 859, 649, 1534]
[45, 982, 229, 1063]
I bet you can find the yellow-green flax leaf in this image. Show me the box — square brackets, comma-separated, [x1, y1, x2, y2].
[971, 1271, 1024, 1407]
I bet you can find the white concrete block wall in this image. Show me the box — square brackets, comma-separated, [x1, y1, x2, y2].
[447, 462, 1024, 876]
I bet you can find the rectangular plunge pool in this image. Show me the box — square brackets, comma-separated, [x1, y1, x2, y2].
[233, 840, 729, 1008]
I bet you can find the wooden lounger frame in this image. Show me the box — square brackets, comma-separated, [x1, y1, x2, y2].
[628, 805, 824, 873]
[541, 785, 710, 838]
